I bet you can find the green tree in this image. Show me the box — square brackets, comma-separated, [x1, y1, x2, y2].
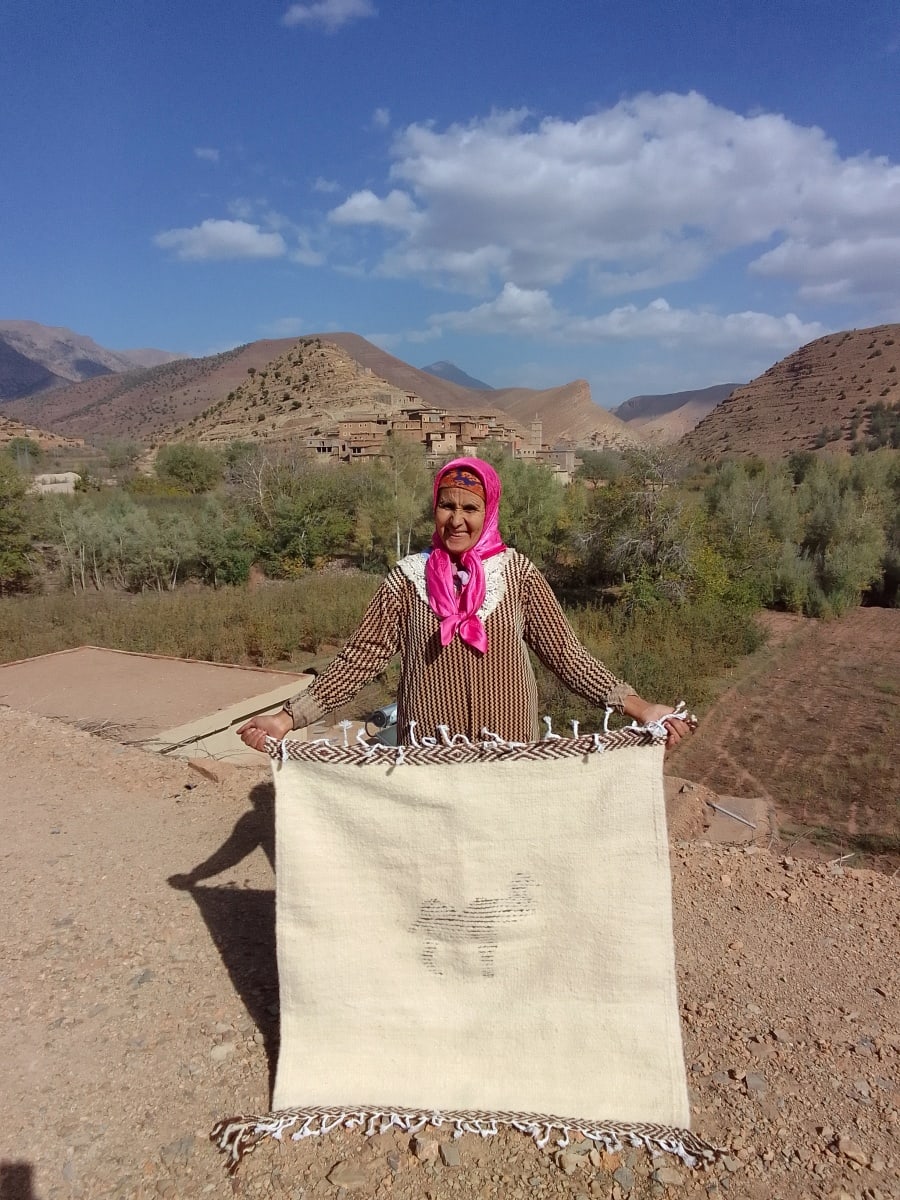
[0, 457, 33, 593]
[194, 498, 255, 586]
[704, 460, 798, 605]
[473, 445, 566, 568]
[155, 443, 224, 493]
[576, 447, 702, 604]
[103, 440, 143, 472]
[795, 459, 886, 615]
[50, 494, 203, 593]
[5, 436, 42, 473]
[379, 435, 432, 562]
[574, 448, 624, 486]
[704, 454, 895, 615]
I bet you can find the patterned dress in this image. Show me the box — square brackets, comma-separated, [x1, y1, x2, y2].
[285, 548, 636, 744]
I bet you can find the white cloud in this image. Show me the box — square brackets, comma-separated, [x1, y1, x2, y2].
[434, 283, 558, 336]
[313, 176, 340, 193]
[154, 219, 287, 261]
[282, 0, 376, 32]
[290, 231, 326, 266]
[194, 147, 220, 163]
[372, 106, 390, 129]
[268, 317, 307, 336]
[326, 92, 900, 303]
[329, 188, 424, 233]
[227, 197, 261, 220]
[426, 285, 824, 353]
[750, 234, 900, 303]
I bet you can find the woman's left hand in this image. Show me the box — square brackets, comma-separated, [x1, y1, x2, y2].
[624, 699, 697, 750]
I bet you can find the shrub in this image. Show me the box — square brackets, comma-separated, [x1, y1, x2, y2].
[155, 444, 224, 493]
[0, 458, 33, 594]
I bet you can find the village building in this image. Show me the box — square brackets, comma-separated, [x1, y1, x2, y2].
[307, 405, 572, 480]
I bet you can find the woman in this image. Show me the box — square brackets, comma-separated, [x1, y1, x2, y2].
[238, 457, 692, 751]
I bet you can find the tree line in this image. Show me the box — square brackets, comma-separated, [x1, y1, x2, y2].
[1, 437, 898, 617]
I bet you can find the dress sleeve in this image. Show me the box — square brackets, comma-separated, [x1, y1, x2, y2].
[284, 570, 405, 729]
[521, 561, 637, 713]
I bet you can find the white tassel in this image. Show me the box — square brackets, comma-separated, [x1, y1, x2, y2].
[542, 715, 561, 740]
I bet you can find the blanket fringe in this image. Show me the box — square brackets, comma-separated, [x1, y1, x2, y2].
[210, 1105, 722, 1176]
[266, 723, 669, 767]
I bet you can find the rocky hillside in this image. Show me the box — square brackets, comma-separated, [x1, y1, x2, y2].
[8, 326, 640, 452]
[487, 380, 639, 448]
[0, 411, 86, 452]
[0, 336, 69, 400]
[120, 347, 185, 369]
[4, 340, 299, 441]
[172, 337, 428, 445]
[681, 325, 900, 460]
[0, 320, 180, 401]
[169, 337, 642, 452]
[321, 333, 490, 412]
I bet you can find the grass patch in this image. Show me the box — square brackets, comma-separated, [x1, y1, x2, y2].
[0, 575, 380, 668]
[535, 599, 764, 729]
[781, 821, 900, 865]
[0, 582, 762, 734]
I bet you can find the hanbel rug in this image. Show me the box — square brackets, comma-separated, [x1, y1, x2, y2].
[211, 725, 718, 1172]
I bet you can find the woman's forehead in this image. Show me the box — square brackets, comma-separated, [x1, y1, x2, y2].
[437, 486, 485, 507]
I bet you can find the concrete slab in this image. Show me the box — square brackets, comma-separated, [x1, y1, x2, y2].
[0, 646, 311, 758]
[706, 795, 771, 844]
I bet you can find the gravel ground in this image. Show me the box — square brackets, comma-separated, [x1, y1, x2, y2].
[1, 706, 897, 1200]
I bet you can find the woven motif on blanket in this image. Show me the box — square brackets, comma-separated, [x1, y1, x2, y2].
[212, 729, 712, 1172]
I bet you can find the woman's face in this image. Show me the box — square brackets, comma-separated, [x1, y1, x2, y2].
[434, 487, 486, 557]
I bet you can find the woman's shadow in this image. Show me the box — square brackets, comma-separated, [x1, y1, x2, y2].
[168, 780, 280, 1088]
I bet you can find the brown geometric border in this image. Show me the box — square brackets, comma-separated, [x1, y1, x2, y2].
[264, 726, 665, 767]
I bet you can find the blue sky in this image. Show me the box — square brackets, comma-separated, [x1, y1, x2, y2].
[2, 0, 898, 406]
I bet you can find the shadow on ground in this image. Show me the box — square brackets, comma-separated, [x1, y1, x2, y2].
[187, 885, 280, 1089]
[168, 780, 280, 1090]
[0, 1161, 39, 1200]
[169, 780, 275, 885]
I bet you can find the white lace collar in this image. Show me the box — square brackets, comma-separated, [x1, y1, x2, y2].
[397, 549, 511, 622]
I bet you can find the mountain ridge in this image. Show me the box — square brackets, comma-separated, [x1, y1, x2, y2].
[0, 320, 182, 402]
[7, 321, 895, 460]
[421, 360, 494, 390]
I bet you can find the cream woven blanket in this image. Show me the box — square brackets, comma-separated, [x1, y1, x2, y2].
[213, 728, 714, 1172]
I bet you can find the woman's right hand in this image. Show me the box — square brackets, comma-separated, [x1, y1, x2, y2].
[237, 710, 294, 752]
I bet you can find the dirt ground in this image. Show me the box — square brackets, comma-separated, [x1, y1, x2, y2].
[1, 691, 898, 1200]
[2, 608, 899, 1200]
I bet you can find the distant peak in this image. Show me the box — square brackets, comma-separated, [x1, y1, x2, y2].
[420, 361, 493, 391]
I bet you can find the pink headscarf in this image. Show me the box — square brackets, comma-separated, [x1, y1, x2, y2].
[425, 457, 507, 653]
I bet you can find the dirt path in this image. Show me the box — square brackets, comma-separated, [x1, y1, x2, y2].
[1, 706, 898, 1200]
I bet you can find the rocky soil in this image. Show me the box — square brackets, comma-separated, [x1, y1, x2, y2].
[1, 706, 897, 1200]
